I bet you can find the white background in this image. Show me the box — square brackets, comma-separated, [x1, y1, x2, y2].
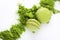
[0, 0, 60, 40]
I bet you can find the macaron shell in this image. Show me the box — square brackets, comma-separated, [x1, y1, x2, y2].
[26, 19, 40, 32]
[36, 7, 52, 23]
[27, 19, 40, 25]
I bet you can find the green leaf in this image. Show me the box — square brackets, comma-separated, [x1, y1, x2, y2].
[0, 30, 16, 40]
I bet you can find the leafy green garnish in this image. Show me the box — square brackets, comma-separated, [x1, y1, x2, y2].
[40, 0, 60, 14]
[0, 30, 15, 40]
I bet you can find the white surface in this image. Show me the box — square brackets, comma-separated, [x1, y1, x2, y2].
[0, 0, 18, 31]
[0, 0, 60, 40]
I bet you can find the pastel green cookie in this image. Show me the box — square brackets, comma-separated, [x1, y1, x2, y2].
[26, 19, 40, 33]
[36, 7, 52, 23]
